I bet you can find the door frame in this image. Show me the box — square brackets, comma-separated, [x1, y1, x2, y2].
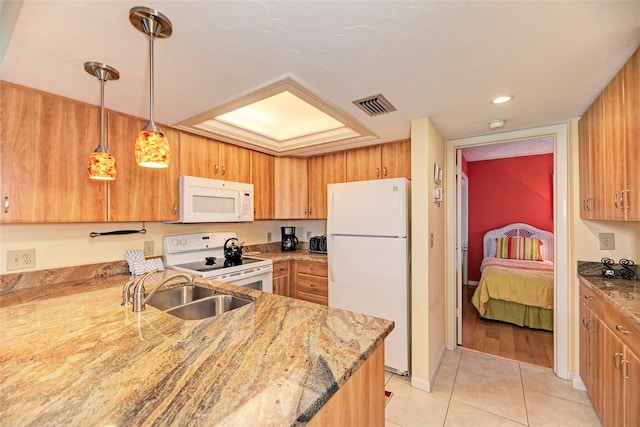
[445, 123, 570, 380]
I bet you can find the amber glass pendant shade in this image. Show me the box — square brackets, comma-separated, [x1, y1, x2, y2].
[84, 61, 120, 181]
[130, 6, 173, 169]
[134, 129, 170, 168]
[87, 150, 117, 180]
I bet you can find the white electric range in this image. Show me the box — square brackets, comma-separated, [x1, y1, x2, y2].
[163, 232, 273, 293]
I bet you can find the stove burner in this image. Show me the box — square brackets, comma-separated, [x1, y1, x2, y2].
[205, 256, 217, 265]
[224, 259, 243, 268]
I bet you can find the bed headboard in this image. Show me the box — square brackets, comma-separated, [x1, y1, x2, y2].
[483, 223, 554, 261]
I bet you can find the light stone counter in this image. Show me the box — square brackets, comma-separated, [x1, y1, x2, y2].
[0, 269, 392, 426]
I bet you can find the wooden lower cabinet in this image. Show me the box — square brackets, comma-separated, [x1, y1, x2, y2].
[580, 280, 639, 427]
[308, 342, 385, 427]
[580, 300, 606, 417]
[294, 261, 328, 305]
[272, 260, 290, 297]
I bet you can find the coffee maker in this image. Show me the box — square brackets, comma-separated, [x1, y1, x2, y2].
[281, 226, 299, 251]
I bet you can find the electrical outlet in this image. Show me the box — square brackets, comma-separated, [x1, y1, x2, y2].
[143, 241, 154, 257]
[267, 232, 272, 243]
[7, 249, 36, 271]
[599, 233, 615, 250]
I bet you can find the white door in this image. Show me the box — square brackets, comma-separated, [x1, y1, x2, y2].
[455, 150, 464, 345]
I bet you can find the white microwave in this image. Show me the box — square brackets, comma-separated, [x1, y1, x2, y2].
[170, 175, 254, 223]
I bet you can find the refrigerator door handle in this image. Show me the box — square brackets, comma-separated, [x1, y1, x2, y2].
[328, 235, 334, 282]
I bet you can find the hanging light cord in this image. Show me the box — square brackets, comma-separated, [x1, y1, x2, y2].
[148, 30, 155, 125]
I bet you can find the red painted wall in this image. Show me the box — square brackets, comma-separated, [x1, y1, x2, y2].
[467, 154, 554, 281]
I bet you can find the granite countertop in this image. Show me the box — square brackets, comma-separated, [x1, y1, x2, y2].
[578, 262, 640, 327]
[0, 269, 392, 426]
[251, 249, 328, 264]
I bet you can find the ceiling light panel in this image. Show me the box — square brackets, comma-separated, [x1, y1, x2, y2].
[216, 91, 344, 141]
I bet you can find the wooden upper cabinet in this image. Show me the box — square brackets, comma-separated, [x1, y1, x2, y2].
[589, 95, 607, 219]
[346, 140, 410, 182]
[308, 152, 346, 219]
[623, 48, 639, 220]
[346, 145, 381, 181]
[179, 132, 219, 178]
[274, 157, 308, 219]
[219, 142, 250, 183]
[580, 47, 639, 221]
[381, 139, 411, 179]
[179, 131, 250, 182]
[603, 71, 626, 220]
[107, 112, 179, 221]
[0, 82, 107, 222]
[250, 151, 275, 219]
[578, 109, 593, 219]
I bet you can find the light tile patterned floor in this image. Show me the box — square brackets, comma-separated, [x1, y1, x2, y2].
[384, 348, 602, 427]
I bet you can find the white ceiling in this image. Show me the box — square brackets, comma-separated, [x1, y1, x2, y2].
[1, 1, 639, 155]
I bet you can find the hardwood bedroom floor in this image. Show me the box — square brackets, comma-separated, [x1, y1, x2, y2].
[461, 285, 554, 369]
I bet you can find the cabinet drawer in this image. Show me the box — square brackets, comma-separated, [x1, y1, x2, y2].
[297, 274, 328, 297]
[579, 280, 607, 315]
[273, 261, 289, 277]
[296, 291, 328, 306]
[606, 303, 640, 356]
[297, 261, 327, 277]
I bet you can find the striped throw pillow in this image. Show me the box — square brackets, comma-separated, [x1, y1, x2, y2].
[495, 237, 543, 261]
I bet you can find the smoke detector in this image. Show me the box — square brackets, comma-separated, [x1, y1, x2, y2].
[488, 119, 506, 130]
[353, 94, 397, 116]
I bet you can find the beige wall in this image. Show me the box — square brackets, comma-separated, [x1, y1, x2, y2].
[0, 220, 326, 274]
[410, 117, 446, 391]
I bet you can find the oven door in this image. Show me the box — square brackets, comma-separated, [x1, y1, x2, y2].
[209, 265, 273, 293]
[227, 272, 273, 293]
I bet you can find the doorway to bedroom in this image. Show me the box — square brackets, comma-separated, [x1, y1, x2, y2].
[456, 136, 555, 369]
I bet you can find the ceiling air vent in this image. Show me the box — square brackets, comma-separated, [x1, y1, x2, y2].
[352, 94, 397, 116]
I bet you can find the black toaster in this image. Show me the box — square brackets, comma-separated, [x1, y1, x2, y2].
[309, 235, 327, 254]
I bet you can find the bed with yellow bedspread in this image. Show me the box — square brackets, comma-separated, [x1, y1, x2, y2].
[471, 257, 554, 331]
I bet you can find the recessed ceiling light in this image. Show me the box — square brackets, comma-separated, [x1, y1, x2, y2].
[488, 119, 506, 129]
[491, 96, 512, 104]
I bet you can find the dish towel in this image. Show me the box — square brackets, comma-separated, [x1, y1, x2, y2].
[124, 249, 165, 275]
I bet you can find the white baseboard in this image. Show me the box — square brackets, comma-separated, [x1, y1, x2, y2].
[572, 377, 587, 391]
[411, 376, 431, 392]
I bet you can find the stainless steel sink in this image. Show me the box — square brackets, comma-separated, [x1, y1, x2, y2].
[164, 295, 253, 320]
[144, 284, 253, 320]
[145, 285, 216, 311]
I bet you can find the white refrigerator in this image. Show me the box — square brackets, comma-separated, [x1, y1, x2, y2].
[327, 177, 410, 375]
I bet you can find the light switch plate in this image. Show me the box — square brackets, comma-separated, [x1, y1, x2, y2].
[143, 241, 154, 257]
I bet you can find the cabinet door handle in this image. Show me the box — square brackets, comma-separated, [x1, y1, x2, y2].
[621, 189, 630, 209]
[587, 197, 593, 212]
[3, 196, 8, 213]
[582, 198, 587, 211]
[221, 165, 226, 176]
[583, 294, 592, 300]
[615, 325, 629, 335]
[621, 360, 630, 380]
[214, 164, 219, 175]
[383, 166, 388, 177]
[375, 167, 380, 177]
[173, 203, 178, 214]
[613, 352, 623, 370]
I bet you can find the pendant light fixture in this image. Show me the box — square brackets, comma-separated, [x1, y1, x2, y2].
[129, 6, 173, 168]
[85, 61, 120, 180]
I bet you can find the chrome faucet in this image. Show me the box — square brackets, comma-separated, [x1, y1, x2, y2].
[121, 278, 135, 306]
[132, 271, 195, 312]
